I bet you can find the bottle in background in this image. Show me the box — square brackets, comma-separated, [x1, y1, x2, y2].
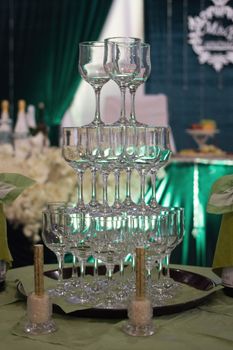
[0, 100, 13, 145]
[36, 102, 50, 147]
[26, 105, 37, 135]
[37, 102, 47, 136]
[14, 100, 30, 157]
[14, 100, 29, 137]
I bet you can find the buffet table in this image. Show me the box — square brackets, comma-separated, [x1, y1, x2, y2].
[152, 155, 233, 267]
[0, 264, 233, 350]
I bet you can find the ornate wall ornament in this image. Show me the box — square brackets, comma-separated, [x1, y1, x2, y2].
[188, 0, 233, 71]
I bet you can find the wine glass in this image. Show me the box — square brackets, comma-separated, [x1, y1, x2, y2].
[94, 125, 122, 216]
[128, 43, 151, 125]
[110, 125, 124, 211]
[64, 212, 93, 304]
[42, 208, 66, 297]
[121, 125, 137, 212]
[126, 212, 169, 303]
[46, 202, 77, 285]
[148, 127, 172, 212]
[90, 215, 128, 308]
[104, 37, 141, 125]
[162, 207, 185, 289]
[134, 126, 161, 214]
[79, 41, 110, 126]
[86, 125, 101, 212]
[62, 127, 89, 211]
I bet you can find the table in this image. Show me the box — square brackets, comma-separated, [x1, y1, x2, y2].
[0, 264, 233, 350]
[148, 155, 233, 267]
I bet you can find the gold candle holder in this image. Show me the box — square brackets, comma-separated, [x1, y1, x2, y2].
[34, 244, 44, 296]
[24, 244, 57, 335]
[123, 247, 155, 337]
[135, 247, 145, 300]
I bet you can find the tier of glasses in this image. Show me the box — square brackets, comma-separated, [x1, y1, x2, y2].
[41, 36, 185, 311]
[62, 125, 171, 216]
[79, 37, 151, 126]
[42, 207, 184, 308]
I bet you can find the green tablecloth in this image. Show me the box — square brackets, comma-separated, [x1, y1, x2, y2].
[150, 156, 233, 267]
[0, 264, 233, 350]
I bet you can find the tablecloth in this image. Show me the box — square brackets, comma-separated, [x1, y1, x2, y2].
[0, 264, 232, 350]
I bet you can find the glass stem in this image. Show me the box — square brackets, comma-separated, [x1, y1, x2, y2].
[80, 259, 85, 279]
[90, 167, 97, 205]
[150, 169, 158, 207]
[147, 266, 152, 280]
[71, 253, 78, 280]
[113, 168, 121, 208]
[77, 170, 85, 208]
[129, 89, 136, 123]
[120, 259, 124, 279]
[157, 258, 163, 283]
[119, 86, 126, 124]
[104, 264, 114, 302]
[124, 167, 132, 206]
[131, 253, 135, 273]
[146, 265, 154, 294]
[94, 87, 102, 124]
[56, 252, 64, 288]
[163, 253, 171, 279]
[107, 266, 113, 281]
[94, 258, 98, 279]
[139, 168, 147, 208]
[102, 171, 109, 209]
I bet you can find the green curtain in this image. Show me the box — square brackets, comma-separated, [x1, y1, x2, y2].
[0, 1, 9, 100]
[12, 0, 112, 142]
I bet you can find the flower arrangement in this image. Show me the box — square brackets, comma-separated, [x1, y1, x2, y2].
[0, 144, 77, 242]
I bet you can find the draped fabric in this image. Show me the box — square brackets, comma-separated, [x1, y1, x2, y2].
[144, 0, 233, 153]
[147, 160, 233, 267]
[1, 0, 112, 143]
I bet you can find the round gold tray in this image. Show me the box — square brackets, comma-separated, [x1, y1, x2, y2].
[17, 266, 219, 319]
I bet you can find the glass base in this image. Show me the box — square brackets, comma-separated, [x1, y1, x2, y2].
[24, 319, 57, 335]
[47, 287, 66, 298]
[122, 321, 155, 337]
[66, 286, 93, 305]
[128, 117, 146, 127]
[66, 294, 91, 305]
[161, 276, 180, 290]
[94, 295, 120, 309]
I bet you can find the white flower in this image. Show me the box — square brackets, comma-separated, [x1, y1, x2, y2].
[0, 146, 78, 241]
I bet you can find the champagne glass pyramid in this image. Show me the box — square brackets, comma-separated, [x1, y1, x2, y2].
[57, 36, 185, 309]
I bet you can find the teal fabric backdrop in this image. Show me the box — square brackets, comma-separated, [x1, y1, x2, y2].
[144, 0, 233, 153]
[150, 159, 233, 266]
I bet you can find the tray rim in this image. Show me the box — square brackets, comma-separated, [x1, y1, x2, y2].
[17, 267, 220, 318]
